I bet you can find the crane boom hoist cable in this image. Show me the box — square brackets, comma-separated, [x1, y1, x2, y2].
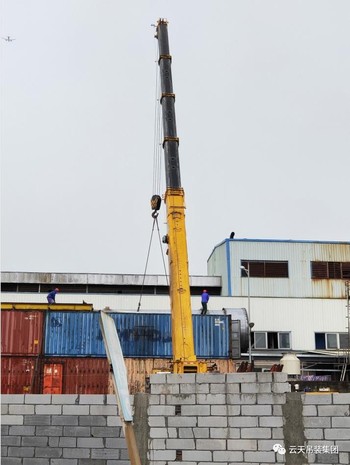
[152, 19, 207, 374]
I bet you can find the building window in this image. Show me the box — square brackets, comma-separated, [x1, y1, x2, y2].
[311, 261, 350, 279]
[253, 331, 291, 349]
[241, 261, 289, 278]
[315, 332, 350, 350]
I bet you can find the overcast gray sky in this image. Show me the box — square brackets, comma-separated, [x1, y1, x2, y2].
[1, 0, 349, 276]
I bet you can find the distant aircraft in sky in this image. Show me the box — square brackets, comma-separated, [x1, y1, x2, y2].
[2, 36, 15, 42]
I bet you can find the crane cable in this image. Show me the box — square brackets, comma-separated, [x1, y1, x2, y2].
[137, 38, 168, 312]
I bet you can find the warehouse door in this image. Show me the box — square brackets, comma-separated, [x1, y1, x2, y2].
[43, 363, 63, 394]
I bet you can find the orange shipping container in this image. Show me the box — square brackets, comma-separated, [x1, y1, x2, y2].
[1, 310, 44, 355]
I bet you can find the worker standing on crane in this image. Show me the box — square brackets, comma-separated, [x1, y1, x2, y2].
[47, 288, 60, 304]
[201, 290, 209, 315]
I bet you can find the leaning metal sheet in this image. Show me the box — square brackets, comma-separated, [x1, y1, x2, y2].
[99, 311, 132, 421]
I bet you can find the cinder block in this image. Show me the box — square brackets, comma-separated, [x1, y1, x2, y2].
[51, 460, 78, 465]
[179, 427, 194, 438]
[105, 438, 127, 449]
[305, 429, 324, 440]
[149, 416, 166, 427]
[23, 459, 50, 465]
[22, 437, 48, 447]
[148, 405, 175, 416]
[325, 428, 350, 440]
[210, 383, 226, 394]
[259, 416, 283, 427]
[166, 439, 195, 449]
[244, 451, 275, 462]
[80, 460, 108, 465]
[1, 404, 9, 415]
[258, 439, 282, 451]
[51, 395, 79, 405]
[1, 415, 23, 425]
[89, 405, 117, 416]
[148, 438, 166, 449]
[227, 405, 240, 416]
[106, 395, 118, 405]
[58, 437, 76, 448]
[213, 450, 243, 461]
[196, 439, 226, 450]
[2, 395, 25, 404]
[1, 437, 21, 446]
[91, 426, 122, 438]
[9, 405, 34, 415]
[62, 405, 89, 415]
[227, 439, 257, 450]
[1, 459, 22, 465]
[229, 416, 258, 427]
[211, 405, 227, 416]
[91, 449, 119, 459]
[24, 394, 51, 404]
[182, 450, 212, 461]
[36, 405, 62, 415]
[106, 416, 122, 427]
[78, 394, 105, 404]
[9, 426, 35, 436]
[2, 425, 9, 435]
[273, 405, 283, 416]
[166, 394, 196, 405]
[197, 394, 226, 405]
[167, 374, 196, 384]
[179, 383, 196, 394]
[304, 417, 331, 428]
[303, 405, 318, 416]
[167, 417, 197, 427]
[36, 426, 63, 436]
[62, 448, 90, 458]
[8, 447, 34, 457]
[52, 415, 78, 426]
[77, 437, 104, 448]
[227, 394, 257, 404]
[273, 373, 288, 382]
[303, 393, 332, 404]
[197, 416, 227, 427]
[241, 405, 272, 416]
[193, 428, 209, 438]
[35, 448, 62, 458]
[24, 415, 51, 425]
[148, 450, 176, 461]
[257, 394, 286, 405]
[271, 383, 290, 394]
[318, 405, 349, 416]
[149, 373, 167, 384]
[210, 427, 230, 439]
[49, 437, 59, 447]
[272, 427, 284, 439]
[227, 373, 256, 383]
[181, 405, 210, 416]
[241, 427, 271, 438]
[333, 393, 350, 404]
[196, 373, 226, 384]
[339, 452, 350, 464]
[78, 416, 106, 427]
[228, 428, 240, 439]
[195, 384, 210, 394]
[151, 384, 180, 395]
[257, 373, 273, 383]
[226, 383, 240, 394]
[149, 427, 169, 438]
[63, 426, 90, 437]
[336, 441, 350, 452]
[332, 417, 350, 427]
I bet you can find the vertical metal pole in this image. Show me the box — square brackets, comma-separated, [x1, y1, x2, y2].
[247, 263, 252, 364]
[346, 281, 350, 364]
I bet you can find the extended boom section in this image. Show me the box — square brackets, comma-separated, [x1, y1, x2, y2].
[156, 19, 206, 373]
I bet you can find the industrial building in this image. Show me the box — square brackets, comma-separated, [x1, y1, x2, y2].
[1, 237, 350, 384]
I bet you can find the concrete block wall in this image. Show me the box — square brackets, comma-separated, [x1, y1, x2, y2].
[2, 374, 350, 465]
[1, 394, 130, 465]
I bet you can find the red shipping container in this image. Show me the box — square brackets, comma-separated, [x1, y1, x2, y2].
[41, 357, 110, 394]
[1, 310, 44, 355]
[1, 356, 40, 394]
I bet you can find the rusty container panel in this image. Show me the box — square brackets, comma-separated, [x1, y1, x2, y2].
[1, 356, 40, 394]
[41, 357, 110, 394]
[1, 310, 45, 355]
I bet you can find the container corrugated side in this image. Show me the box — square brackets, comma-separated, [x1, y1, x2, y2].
[44, 311, 231, 358]
[1, 356, 40, 393]
[1, 310, 45, 355]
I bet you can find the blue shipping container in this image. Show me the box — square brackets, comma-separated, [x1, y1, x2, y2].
[44, 312, 230, 358]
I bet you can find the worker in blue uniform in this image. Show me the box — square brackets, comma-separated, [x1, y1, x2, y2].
[201, 289, 209, 315]
[47, 288, 60, 304]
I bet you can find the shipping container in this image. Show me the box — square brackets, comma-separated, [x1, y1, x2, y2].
[1, 356, 236, 394]
[1, 310, 45, 355]
[1, 356, 40, 393]
[44, 312, 231, 358]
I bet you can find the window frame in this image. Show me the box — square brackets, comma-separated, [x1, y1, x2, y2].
[241, 260, 289, 278]
[253, 331, 291, 350]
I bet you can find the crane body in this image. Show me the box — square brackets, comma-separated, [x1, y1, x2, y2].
[155, 19, 207, 374]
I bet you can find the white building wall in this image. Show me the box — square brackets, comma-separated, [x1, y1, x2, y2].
[208, 239, 350, 298]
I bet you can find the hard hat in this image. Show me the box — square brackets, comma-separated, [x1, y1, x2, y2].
[203, 289, 207, 293]
[55, 288, 60, 292]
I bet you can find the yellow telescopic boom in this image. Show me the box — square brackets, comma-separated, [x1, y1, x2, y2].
[155, 19, 207, 373]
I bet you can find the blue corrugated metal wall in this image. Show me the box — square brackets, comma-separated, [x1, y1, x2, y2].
[44, 312, 230, 358]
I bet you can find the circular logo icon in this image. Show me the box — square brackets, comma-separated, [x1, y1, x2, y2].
[273, 444, 286, 455]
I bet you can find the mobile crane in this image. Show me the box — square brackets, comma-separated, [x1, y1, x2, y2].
[152, 19, 207, 374]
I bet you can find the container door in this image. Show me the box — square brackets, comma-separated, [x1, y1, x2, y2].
[43, 363, 63, 394]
